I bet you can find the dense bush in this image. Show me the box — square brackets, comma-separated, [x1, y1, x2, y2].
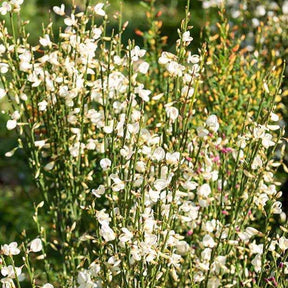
[0, 1, 287, 287]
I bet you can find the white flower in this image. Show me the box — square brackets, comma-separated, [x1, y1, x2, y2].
[135, 161, 146, 173]
[269, 240, 277, 252]
[38, 100, 48, 111]
[135, 85, 151, 102]
[130, 244, 141, 263]
[0, 88, 6, 100]
[107, 256, 121, 272]
[204, 220, 217, 233]
[249, 241, 263, 255]
[1, 278, 15, 288]
[206, 115, 219, 132]
[0, 44, 5, 53]
[194, 271, 205, 282]
[262, 185, 276, 199]
[245, 227, 259, 237]
[255, 193, 269, 207]
[152, 93, 164, 101]
[255, 5, 266, 17]
[238, 233, 250, 242]
[176, 241, 190, 255]
[182, 180, 198, 191]
[40, 34, 52, 47]
[34, 140, 46, 148]
[11, 110, 20, 120]
[64, 14, 77, 26]
[252, 18, 260, 28]
[30, 238, 42, 253]
[267, 124, 280, 131]
[89, 263, 101, 277]
[154, 179, 168, 191]
[86, 139, 96, 150]
[279, 237, 288, 252]
[166, 152, 180, 165]
[53, 4, 65, 16]
[165, 106, 179, 122]
[203, 234, 216, 248]
[138, 62, 149, 74]
[197, 183, 211, 198]
[1, 242, 20, 256]
[148, 189, 160, 203]
[197, 126, 209, 137]
[152, 147, 165, 161]
[182, 31, 193, 43]
[19, 50, 32, 63]
[92, 185, 105, 198]
[20, 59, 32, 72]
[92, 27, 102, 39]
[253, 125, 265, 139]
[262, 133, 274, 148]
[181, 85, 194, 98]
[42, 284, 54, 288]
[251, 155, 262, 170]
[272, 201, 282, 214]
[166, 61, 184, 77]
[131, 46, 146, 61]
[110, 174, 125, 191]
[187, 52, 200, 64]
[211, 256, 227, 274]
[11, 0, 24, 5]
[207, 277, 220, 288]
[201, 248, 212, 261]
[168, 253, 182, 268]
[69, 142, 85, 158]
[94, 3, 106, 16]
[0, 2, 12, 15]
[283, 1, 288, 14]
[100, 158, 111, 171]
[113, 55, 122, 65]
[251, 254, 262, 272]
[6, 119, 17, 130]
[120, 146, 133, 160]
[77, 270, 94, 288]
[119, 228, 133, 243]
[0, 63, 9, 73]
[96, 209, 111, 225]
[100, 223, 116, 242]
[159, 51, 176, 65]
[1, 265, 22, 278]
[284, 262, 288, 274]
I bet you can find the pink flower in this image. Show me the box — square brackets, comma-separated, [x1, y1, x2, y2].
[187, 230, 193, 236]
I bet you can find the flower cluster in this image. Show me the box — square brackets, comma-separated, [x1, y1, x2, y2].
[0, 0, 23, 15]
[0, 1, 287, 287]
[0, 239, 50, 287]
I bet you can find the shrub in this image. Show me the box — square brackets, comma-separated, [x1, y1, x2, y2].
[0, 1, 287, 287]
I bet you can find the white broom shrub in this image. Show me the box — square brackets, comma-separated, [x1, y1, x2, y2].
[0, 1, 287, 287]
